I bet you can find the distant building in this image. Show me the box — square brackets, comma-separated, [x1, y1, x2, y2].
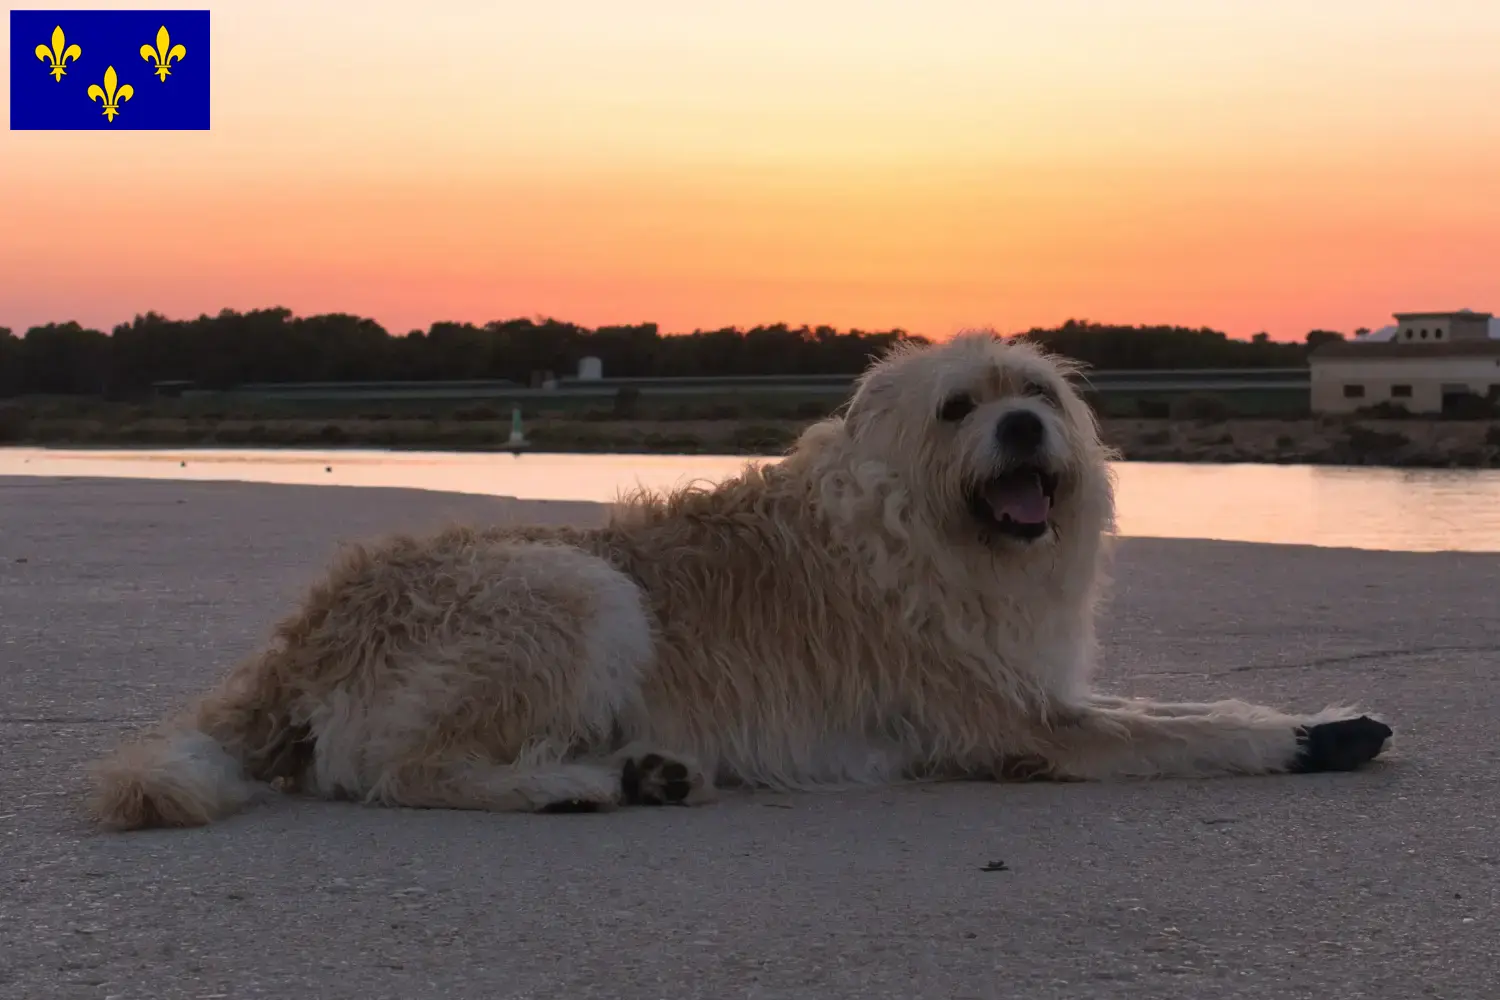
[1309, 309, 1499, 414]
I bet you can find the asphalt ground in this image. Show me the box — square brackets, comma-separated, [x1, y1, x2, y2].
[2, 476, 1496, 1000]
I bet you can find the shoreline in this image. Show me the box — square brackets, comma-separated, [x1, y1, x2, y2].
[2, 413, 1498, 468]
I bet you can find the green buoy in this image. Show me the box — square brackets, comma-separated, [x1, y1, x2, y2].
[506, 405, 529, 452]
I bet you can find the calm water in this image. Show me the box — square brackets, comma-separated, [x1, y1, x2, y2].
[3, 446, 1499, 553]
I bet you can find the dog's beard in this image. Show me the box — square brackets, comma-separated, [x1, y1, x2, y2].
[965, 463, 1060, 543]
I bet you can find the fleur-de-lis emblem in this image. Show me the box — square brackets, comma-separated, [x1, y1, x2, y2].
[87, 66, 135, 122]
[139, 25, 186, 81]
[34, 25, 82, 82]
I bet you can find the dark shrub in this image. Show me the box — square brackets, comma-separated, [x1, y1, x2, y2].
[701, 402, 744, 421]
[1356, 401, 1412, 419]
[1135, 398, 1171, 419]
[1441, 392, 1495, 419]
[1169, 393, 1230, 422]
[1345, 425, 1408, 456]
[611, 387, 641, 419]
[0, 405, 28, 443]
[727, 424, 795, 454]
[642, 432, 704, 453]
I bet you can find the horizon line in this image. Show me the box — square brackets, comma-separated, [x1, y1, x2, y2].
[3, 306, 1369, 344]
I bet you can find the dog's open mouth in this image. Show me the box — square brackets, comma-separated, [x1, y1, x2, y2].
[968, 465, 1059, 541]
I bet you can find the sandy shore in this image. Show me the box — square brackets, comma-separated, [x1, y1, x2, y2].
[2, 476, 1498, 999]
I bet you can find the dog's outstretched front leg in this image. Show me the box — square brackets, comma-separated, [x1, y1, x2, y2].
[1032, 700, 1392, 780]
[1088, 694, 1272, 718]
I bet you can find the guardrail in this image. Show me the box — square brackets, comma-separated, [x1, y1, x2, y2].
[1072, 369, 1310, 392]
[167, 368, 1311, 401]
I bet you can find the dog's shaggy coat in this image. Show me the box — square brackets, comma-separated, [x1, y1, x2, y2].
[88, 333, 1392, 830]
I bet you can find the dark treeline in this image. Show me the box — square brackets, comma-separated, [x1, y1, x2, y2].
[1020, 320, 1345, 369]
[0, 309, 1344, 397]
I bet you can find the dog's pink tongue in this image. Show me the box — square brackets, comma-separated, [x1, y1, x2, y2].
[985, 471, 1050, 524]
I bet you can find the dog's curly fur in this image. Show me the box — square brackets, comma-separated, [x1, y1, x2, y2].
[88, 333, 1392, 830]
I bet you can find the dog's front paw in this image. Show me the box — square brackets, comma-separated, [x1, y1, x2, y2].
[1290, 716, 1393, 773]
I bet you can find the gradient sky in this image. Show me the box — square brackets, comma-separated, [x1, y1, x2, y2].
[3, 0, 1499, 341]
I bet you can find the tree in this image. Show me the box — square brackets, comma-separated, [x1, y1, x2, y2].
[0, 308, 1317, 397]
[1305, 330, 1346, 352]
[1015, 319, 1305, 369]
[0, 327, 19, 396]
[20, 322, 111, 394]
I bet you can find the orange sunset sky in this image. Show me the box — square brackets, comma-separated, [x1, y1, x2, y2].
[2, 0, 1499, 342]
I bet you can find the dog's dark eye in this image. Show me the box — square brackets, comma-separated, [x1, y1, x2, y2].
[938, 394, 976, 422]
[1022, 381, 1060, 406]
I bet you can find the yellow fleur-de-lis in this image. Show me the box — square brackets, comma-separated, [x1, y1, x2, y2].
[87, 66, 135, 122]
[139, 25, 186, 81]
[34, 25, 82, 82]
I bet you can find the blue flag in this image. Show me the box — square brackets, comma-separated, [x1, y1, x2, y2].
[10, 9, 211, 130]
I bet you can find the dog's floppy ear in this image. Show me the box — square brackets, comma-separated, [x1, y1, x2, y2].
[842, 369, 894, 436]
[843, 337, 935, 437]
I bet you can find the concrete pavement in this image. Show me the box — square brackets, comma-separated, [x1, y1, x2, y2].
[2, 476, 1497, 1000]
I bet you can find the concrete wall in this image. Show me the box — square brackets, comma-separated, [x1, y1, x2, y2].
[1453, 316, 1491, 341]
[1310, 356, 1500, 413]
[1395, 317, 1452, 344]
[1394, 314, 1492, 344]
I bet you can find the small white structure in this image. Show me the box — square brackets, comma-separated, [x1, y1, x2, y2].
[1389, 310, 1492, 345]
[577, 356, 603, 380]
[1310, 310, 1500, 414]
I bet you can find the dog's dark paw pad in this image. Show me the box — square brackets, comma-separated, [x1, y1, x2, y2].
[1291, 716, 1393, 773]
[621, 754, 697, 806]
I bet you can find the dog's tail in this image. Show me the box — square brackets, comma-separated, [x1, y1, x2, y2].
[88, 649, 307, 831]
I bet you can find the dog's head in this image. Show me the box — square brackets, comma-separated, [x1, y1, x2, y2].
[833, 331, 1113, 550]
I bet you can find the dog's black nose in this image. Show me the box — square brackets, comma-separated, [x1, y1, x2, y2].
[996, 410, 1045, 454]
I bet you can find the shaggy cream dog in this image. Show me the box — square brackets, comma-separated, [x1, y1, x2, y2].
[89, 332, 1392, 830]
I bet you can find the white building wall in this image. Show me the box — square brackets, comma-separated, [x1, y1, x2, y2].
[1310, 356, 1500, 413]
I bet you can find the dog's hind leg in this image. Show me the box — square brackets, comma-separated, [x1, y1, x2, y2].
[1031, 700, 1393, 780]
[293, 537, 665, 809]
[88, 647, 307, 831]
[366, 744, 714, 813]
[368, 750, 627, 813]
